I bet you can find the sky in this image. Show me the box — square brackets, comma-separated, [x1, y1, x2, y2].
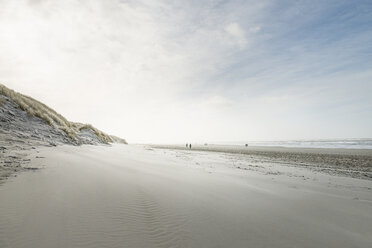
[0, 0, 371, 143]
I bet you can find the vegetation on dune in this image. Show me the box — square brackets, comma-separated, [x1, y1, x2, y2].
[0, 83, 126, 145]
[72, 122, 115, 144]
[110, 135, 128, 144]
[0, 95, 5, 107]
[0, 84, 77, 139]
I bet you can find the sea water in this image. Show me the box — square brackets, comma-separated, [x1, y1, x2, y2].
[224, 139, 372, 149]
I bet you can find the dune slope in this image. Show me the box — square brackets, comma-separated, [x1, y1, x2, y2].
[0, 83, 126, 181]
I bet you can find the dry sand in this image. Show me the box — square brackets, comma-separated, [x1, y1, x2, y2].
[0, 91, 125, 183]
[0, 144, 372, 248]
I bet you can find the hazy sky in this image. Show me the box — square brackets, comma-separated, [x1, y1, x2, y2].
[1, 0, 371, 143]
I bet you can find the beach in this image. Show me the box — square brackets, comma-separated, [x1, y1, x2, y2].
[1, 144, 371, 248]
[1, 1, 372, 247]
[152, 144, 372, 180]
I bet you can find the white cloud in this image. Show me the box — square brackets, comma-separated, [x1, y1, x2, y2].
[0, 0, 256, 142]
[249, 26, 261, 33]
[224, 22, 247, 48]
[200, 95, 232, 110]
[0, 0, 371, 142]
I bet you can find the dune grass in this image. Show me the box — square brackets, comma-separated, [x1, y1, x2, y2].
[1, 83, 125, 144]
[110, 135, 128, 144]
[72, 122, 115, 144]
[0, 95, 5, 107]
[0, 84, 77, 138]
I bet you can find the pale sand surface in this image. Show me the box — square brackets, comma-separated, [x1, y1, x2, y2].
[153, 144, 372, 179]
[1, 144, 372, 248]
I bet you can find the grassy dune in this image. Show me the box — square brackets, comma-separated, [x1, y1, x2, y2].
[0, 83, 126, 144]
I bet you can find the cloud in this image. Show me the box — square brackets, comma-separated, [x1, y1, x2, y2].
[0, 0, 371, 142]
[224, 22, 247, 48]
[200, 95, 232, 110]
[249, 26, 261, 33]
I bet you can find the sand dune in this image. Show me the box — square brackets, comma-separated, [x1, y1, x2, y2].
[0, 83, 127, 182]
[0, 83, 127, 145]
[0, 144, 371, 248]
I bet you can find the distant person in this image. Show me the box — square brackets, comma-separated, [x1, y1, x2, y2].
[189, 144, 192, 149]
[186, 143, 188, 148]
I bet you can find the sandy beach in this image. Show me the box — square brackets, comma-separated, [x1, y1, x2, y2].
[152, 144, 372, 180]
[1, 1, 372, 247]
[1, 144, 371, 248]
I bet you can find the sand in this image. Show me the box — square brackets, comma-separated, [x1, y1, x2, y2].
[152, 144, 372, 180]
[0, 144, 372, 248]
[0, 92, 124, 182]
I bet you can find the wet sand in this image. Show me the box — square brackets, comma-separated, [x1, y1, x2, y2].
[152, 144, 372, 180]
[1, 144, 372, 248]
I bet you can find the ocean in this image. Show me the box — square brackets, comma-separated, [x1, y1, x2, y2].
[222, 139, 372, 149]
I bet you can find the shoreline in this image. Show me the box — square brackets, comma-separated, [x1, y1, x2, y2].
[150, 144, 372, 155]
[150, 144, 372, 180]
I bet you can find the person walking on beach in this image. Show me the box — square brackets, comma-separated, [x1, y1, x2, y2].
[189, 144, 192, 149]
[186, 143, 188, 148]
